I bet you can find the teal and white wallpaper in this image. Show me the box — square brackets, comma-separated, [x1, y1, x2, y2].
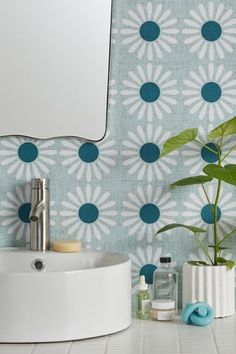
[0, 0, 236, 298]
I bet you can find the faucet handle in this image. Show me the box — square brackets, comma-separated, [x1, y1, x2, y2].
[31, 178, 49, 189]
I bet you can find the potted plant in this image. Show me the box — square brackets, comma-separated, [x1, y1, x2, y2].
[155, 116, 236, 318]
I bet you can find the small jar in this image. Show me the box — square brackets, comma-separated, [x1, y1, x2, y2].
[151, 300, 175, 321]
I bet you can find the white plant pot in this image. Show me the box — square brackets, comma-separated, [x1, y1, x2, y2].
[182, 263, 235, 318]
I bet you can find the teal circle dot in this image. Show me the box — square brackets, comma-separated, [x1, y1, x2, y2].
[140, 82, 160, 103]
[140, 143, 160, 163]
[140, 264, 157, 284]
[140, 203, 160, 224]
[79, 203, 99, 224]
[18, 143, 38, 163]
[140, 21, 160, 42]
[79, 143, 99, 163]
[201, 82, 222, 103]
[201, 21, 222, 41]
[201, 143, 220, 163]
[18, 203, 31, 223]
[201, 204, 221, 224]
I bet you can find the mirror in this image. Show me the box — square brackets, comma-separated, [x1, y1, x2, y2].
[0, 0, 112, 140]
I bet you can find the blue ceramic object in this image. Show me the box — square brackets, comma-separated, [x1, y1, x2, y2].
[181, 302, 214, 326]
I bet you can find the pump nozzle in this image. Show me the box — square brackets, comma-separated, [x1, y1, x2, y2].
[138, 275, 148, 291]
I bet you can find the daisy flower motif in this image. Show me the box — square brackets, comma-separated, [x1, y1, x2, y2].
[0, 138, 56, 181]
[0, 185, 57, 242]
[111, 18, 118, 45]
[121, 63, 179, 122]
[121, 124, 178, 182]
[121, 2, 179, 61]
[182, 126, 236, 175]
[121, 185, 178, 243]
[49, 201, 58, 227]
[183, 2, 236, 61]
[60, 185, 117, 243]
[182, 63, 236, 122]
[59, 133, 117, 182]
[129, 245, 164, 294]
[108, 79, 118, 106]
[182, 185, 236, 243]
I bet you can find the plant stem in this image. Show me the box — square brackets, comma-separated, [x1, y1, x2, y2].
[201, 184, 213, 211]
[194, 139, 218, 155]
[213, 179, 221, 264]
[195, 234, 214, 265]
[213, 138, 223, 265]
[221, 143, 236, 163]
[200, 185, 215, 264]
[219, 135, 224, 150]
[217, 227, 236, 247]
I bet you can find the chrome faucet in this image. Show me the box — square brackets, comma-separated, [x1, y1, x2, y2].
[29, 178, 50, 251]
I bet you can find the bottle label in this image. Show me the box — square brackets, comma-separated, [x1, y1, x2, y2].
[142, 300, 150, 315]
[157, 310, 175, 321]
[157, 288, 169, 296]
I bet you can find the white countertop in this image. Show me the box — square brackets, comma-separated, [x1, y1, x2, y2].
[0, 316, 235, 354]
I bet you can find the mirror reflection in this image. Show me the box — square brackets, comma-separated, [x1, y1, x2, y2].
[0, 0, 112, 140]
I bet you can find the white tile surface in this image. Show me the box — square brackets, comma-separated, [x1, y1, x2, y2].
[106, 321, 144, 354]
[71, 336, 108, 354]
[0, 316, 235, 354]
[211, 316, 236, 354]
[0, 344, 34, 354]
[32, 342, 71, 354]
[176, 320, 217, 354]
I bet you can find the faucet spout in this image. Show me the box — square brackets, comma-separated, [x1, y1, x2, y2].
[30, 178, 50, 251]
[30, 201, 45, 222]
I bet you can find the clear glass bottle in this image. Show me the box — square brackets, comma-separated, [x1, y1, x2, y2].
[136, 275, 151, 320]
[153, 257, 178, 313]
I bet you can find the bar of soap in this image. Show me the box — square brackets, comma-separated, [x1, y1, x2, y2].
[52, 240, 81, 253]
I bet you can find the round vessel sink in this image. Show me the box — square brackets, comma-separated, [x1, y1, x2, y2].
[0, 248, 131, 343]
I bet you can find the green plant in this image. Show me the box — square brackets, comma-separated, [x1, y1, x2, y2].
[155, 116, 236, 269]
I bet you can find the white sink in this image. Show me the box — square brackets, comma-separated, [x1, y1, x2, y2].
[0, 248, 131, 343]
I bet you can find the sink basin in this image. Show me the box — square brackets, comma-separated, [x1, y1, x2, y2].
[0, 248, 131, 343]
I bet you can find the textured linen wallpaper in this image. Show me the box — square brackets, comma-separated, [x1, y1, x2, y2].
[0, 0, 236, 298]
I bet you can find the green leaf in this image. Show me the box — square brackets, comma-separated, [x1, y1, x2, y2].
[160, 128, 198, 157]
[208, 116, 236, 140]
[216, 257, 235, 270]
[170, 175, 213, 188]
[225, 260, 235, 270]
[203, 164, 236, 186]
[155, 223, 207, 236]
[225, 164, 236, 179]
[187, 260, 209, 266]
[216, 256, 228, 264]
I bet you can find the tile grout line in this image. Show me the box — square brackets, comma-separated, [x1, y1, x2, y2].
[67, 341, 73, 354]
[209, 325, 220, 354]
[29, 343, 36, 354]
[142, 325, 145, 354]
[104, 335, 109, 354]
[175, 320, 181, 354]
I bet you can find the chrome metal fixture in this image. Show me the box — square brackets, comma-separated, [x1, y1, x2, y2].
[29, 178, 50, 251]
[31, 258, 45, 272]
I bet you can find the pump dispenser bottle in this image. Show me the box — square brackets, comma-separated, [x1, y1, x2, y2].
[136, 275, 151, 320]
